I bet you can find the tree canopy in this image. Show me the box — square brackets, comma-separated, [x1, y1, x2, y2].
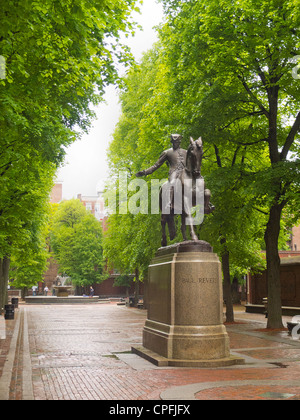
[157, 0, 300, 327]
[0, 0, 140, 310]
[105, 0, 300, 326]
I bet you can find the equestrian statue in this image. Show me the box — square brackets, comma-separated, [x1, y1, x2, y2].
[136, 134, 214, 247]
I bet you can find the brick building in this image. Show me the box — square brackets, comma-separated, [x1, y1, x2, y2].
[77, 191, 106, 231]
[289, 225, 300, 252]
[50, 182, 62, 204]
[246, 221, 300, 310]
[247, 249, 300, 314]
[93, 275, 144, 299]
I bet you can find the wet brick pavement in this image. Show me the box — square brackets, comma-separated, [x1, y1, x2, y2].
[1, 302, 300, 401]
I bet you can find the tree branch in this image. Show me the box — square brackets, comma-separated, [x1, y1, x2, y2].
[218, 111, 265, 132]
[237, 75, 270, 119]
[214, 144, 222, 168]
[237, 138, 268, 146]
[0, 161, 12, 177]
[231, 146, 240, 167]
[254, 57, 268, 86]
[280, 111, 300, 160]
[253, 206, 269, 216]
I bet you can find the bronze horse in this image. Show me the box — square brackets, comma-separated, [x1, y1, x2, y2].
[159, 137, 214, 247]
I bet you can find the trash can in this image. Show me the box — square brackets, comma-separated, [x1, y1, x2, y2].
[11, 297, 18, 308]
[4, 304, 14, 320]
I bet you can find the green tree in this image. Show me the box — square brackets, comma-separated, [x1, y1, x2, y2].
[104, 211, 161, 277]
[0, 0, 139, 309]
[199, 158, 292, 322]
[9, 212, 50, 295]
[104, 49, 169, 297]
[106, 44, 270, 319]
[158, 0, 300, 328]
[50, 199, 107, 290]
[0, 151, 55, 311]
[0, 0, 140, 166]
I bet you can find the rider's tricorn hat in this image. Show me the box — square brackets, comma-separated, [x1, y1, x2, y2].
[170, 134, 183, 142]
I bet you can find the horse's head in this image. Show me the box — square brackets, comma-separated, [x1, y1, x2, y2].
[187, 137, 203, 177]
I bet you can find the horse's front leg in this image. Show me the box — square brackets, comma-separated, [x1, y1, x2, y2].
[189, 223, 199, 242]
[188, 213, 198, 242]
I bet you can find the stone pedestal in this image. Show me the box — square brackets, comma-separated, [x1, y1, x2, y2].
[132, 241, 244, 367]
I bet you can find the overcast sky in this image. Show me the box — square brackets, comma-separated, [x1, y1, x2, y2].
[57, 1, 164, 199]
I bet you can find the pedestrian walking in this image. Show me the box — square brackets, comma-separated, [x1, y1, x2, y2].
[44, 286, 49, 296]
[89, 286, 94, 298]
[32, 285, 37, 296]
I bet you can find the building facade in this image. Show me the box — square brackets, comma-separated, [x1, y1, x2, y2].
[289, 225, 300, 252]
[77, 191, 106, 231]
[50, 182, 63, 204]
[247, 251, 300, 312]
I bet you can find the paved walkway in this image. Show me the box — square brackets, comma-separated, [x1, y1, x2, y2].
[1, 302, 300, 401]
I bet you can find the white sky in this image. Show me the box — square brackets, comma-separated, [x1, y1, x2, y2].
[57, 0, 164, 199]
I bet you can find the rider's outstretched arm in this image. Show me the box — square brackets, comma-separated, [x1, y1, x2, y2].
[136, 151, 168, 177]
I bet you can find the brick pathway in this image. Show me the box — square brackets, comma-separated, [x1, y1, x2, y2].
[1, 302, 300, 401]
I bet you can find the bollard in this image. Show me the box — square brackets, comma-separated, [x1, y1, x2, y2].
[4, 304, 14, 320]
[262, 297, 268, 318]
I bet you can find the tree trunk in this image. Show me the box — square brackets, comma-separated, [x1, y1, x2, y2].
[263, 81, 285, 328]
[264, 203, 284, 329]
[231, 277, 241, 304]
[221, 249, 234, 323]
[0, 257, 10, 314]
[21, 287, 28, 300]
[134, 268, 139, 306]
[143, 273, 148, 310]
